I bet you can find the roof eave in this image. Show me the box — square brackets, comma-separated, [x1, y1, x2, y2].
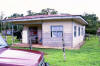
[3, 16, 88, 25]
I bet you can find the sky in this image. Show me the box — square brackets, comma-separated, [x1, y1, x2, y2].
[0, 0, 100, 19]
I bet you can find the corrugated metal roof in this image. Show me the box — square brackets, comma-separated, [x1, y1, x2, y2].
[7, 14, 72, 20]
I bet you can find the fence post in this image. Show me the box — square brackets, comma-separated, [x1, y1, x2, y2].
[29, 37, 32, 50]
[62, 35, 66, 61]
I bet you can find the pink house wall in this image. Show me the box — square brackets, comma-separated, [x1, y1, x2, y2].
[22, 20, 85, 48]
[42, 21, 73, 48]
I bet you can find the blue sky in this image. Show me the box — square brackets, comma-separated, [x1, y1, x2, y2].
[0, 0, 100, 19]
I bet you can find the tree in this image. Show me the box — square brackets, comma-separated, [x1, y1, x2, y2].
[82, 13, 99, 34]
[0, 12, 4, 33]
[27, 10, 36, 16]
[7, 13, 24, 32]
[40, 8, 58, 15]
[26, 8, 58, 16]
[10, 13, 24, 18]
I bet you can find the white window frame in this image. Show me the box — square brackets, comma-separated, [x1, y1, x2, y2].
[74, 26, 77, 37]
[51, 25, 63, 38]
[81, 27, 83, 36]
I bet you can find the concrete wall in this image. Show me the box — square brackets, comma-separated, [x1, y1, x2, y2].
[72, 22, 85, 47]
[42, 21, 73, 47]
[22, 25, 29, 43]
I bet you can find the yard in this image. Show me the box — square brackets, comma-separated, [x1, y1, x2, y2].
[7, 36, 100, 66]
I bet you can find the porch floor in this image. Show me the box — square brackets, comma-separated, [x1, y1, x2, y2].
[12, 43, 63, 49]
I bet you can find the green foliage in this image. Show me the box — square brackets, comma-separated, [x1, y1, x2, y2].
[7, 35, 100, 66]
[0, 12, 4, 32]
[27, 10, 36, 16]
[9, 13, 24, 18]
[82, 13, 100, 34]
[0, 20, 2, 32]
[41, 8, 58, 15]
[26, 8, 58, 16]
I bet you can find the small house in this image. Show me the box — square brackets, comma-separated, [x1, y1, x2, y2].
[5, 15, 88, 49]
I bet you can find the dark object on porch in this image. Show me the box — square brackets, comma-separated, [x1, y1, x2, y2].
[29, 36, 38, 44]
[13, 30, 22, 40]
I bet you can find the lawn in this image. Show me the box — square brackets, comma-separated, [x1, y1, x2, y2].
[7, 36, 100, 66]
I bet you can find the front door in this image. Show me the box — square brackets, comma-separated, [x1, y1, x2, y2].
[29, 27, 38, 44]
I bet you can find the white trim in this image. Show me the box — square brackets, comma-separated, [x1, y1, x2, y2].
[79, 17, 88, 24]
[72, 21, 74, 48]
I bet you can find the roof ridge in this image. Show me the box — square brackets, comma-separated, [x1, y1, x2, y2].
[7, 14, 74, 20]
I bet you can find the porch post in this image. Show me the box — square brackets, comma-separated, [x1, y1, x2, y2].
[12, 24, 14, 44]
[3, 22, 7, 42]
[5, 23, 7, 42]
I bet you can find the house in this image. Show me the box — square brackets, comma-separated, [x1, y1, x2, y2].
[4, 15, 88, 49]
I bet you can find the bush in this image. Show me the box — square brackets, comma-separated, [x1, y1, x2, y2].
[86, 29, 97, 34]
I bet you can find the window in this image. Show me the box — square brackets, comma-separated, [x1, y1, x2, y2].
[51, 26, 63, 38]
[83, 28, 85, 36]
[74, 26, 77, 37]
[78, 27, 80, 36]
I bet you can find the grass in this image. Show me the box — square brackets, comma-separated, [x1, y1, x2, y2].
[7, 35, 100, 66]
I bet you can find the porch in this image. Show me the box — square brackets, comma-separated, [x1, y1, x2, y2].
[22, 24, 43, 45]
[11, 42, 83, 49]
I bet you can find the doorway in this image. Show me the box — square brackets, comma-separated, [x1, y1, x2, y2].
[29, 27, 38, 44]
